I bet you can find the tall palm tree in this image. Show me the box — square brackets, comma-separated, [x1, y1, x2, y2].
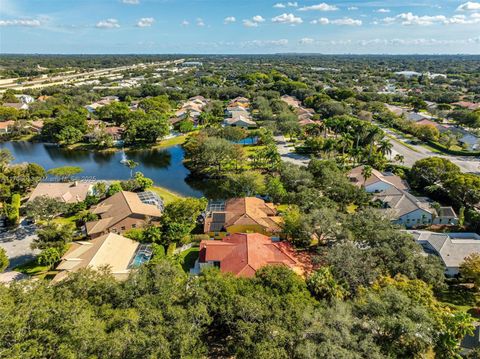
[125, 159, 139, 178]
[379, 139, 394, 158]
[394, 154, 404, 164]
[361, 165, 373, 187]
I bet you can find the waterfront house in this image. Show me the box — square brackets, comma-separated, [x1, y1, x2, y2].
[0, 120, 16, 135]
[86, 191, 162, 238]
[28, 182, 93, 204]
[204, 197, 282, 238]
[223, 116, 257, 129]
[52, 233, 149, 282]
[194, 233, 302, 277]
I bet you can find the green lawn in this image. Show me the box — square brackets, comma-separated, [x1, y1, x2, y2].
[437, 286, 480, 314]
[153, 134, 189, 149]
[14, 259, 50, 276]
[177, 247, 200, 272]
[151, 186, 183, 204]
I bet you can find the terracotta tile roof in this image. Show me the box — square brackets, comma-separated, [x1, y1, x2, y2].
[199, 233, 302, 277]
[0, 120, 15, 129]
[204, 197, 282, 233]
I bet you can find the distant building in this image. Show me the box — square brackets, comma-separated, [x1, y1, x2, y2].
[409, 230, 480, 276]
[395, 71, 422, 78]
[194, 233, 302, 277]
[223, 116, 257, 129]
[348, 165, 409, 193]
[0, 120, 16, 135]
[374, 187, 458, 228]
[53, 233, 151, 282]
[181, 61, 203, 67]
[2, 103, 29, 110]
[14, 95, 34, 104]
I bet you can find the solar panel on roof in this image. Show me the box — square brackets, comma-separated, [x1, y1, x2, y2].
[137, 191, 164, 210]
[212, 212, 226, 222]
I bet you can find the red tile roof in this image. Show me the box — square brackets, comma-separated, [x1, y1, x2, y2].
[199, 233, 302, 277]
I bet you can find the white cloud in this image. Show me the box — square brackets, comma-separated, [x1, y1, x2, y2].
[274, 2, 298, 7]
[196, 18, 205, 27]
[382, 12, 480, 25]
[348, 6, 358, 10]
[241, 39, 289, 47]
[331, 17, 362, 26]
[376, 8, 390, 13]
[299, 3, 338, 11]
[252, 15, 266, 22]
[310, 17, 330, 24]
[456, 1, 480, 11]
[311, 17, 361, 25]
[122, 0, 139, 4]
[243, 19, 259, 27]
[224, 16, 236, 24]
[181, 20, 189, 26]
[96, 18, 120, 29]
[137, 17, 154, 27]
[0, 18, 41, 27]
[243, 15, 265, 27]
[272, 13, 303, 24]
[299, 37, 315, 44]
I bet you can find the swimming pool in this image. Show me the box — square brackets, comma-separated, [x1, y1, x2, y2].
[129, 245, 153, 268]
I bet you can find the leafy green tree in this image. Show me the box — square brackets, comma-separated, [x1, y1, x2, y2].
[3, 193, 20, 226]
[265, 176, 287, 203]
[37, 247, 62, 267]
[223, 171, 265, 197]
[307, 267, 347, 301]
[56, 125, 83, 145]
[25, 196, 68, 223]
[32, 222, 75, 250]
[107, 182, 122, 197]
[460, 253, 480, 289]
[47, 166, 83, 181]
[0, 248, 8, 272]
[0, 149, 14, 171]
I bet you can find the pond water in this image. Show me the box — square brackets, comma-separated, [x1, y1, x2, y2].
[0, 141, 204, 198]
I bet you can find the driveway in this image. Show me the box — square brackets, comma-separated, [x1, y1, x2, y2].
[0, 220, 39, 269]
[381, 126, 480, 174]
[274, 135, 311, 167]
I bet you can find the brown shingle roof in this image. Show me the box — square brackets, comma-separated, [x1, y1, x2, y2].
[86, 191, 162, 236]
[28, 182, 92, 204]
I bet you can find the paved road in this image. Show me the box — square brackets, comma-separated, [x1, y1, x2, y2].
[274, 135, 310, 167]
[0, 221, 39, 269]
[382, 127, 480, 174]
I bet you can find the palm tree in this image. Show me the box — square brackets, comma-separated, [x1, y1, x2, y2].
[394, 154, 404, 164]
[378, 139, 394, 158]
[125, 159, 139, 178]
[361, 165, 373, 187]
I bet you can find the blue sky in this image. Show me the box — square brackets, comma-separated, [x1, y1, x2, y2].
[0, 0, 479, 54]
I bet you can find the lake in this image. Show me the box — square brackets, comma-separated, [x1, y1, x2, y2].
[0, 141, 204, 198]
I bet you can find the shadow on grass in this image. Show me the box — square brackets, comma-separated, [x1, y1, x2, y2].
[437, 285, 479, 313]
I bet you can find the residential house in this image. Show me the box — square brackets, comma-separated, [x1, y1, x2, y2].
[28, 120, 44, 133]
[85, 191, 163, 238]
[52, 233, 150, 282]
[281, 95, 302, 109]
[37, 95, 51, 102]
[223, 116, 257, 129]
[374, 187, 458, 228]
[14, 94, 34, 104]
[410, 230, 480, 276]
[194, 233, 302, 277]
[228, 97, 250, 108]
[2, 102, 29, 110]
[452, 101, 480, 111]
[28, 182, 93, 204]
[85, 96, 119, 113]
[204, 197, 282, 238]
[348, 165, 409, 193]
[0, 120, 15, 135]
